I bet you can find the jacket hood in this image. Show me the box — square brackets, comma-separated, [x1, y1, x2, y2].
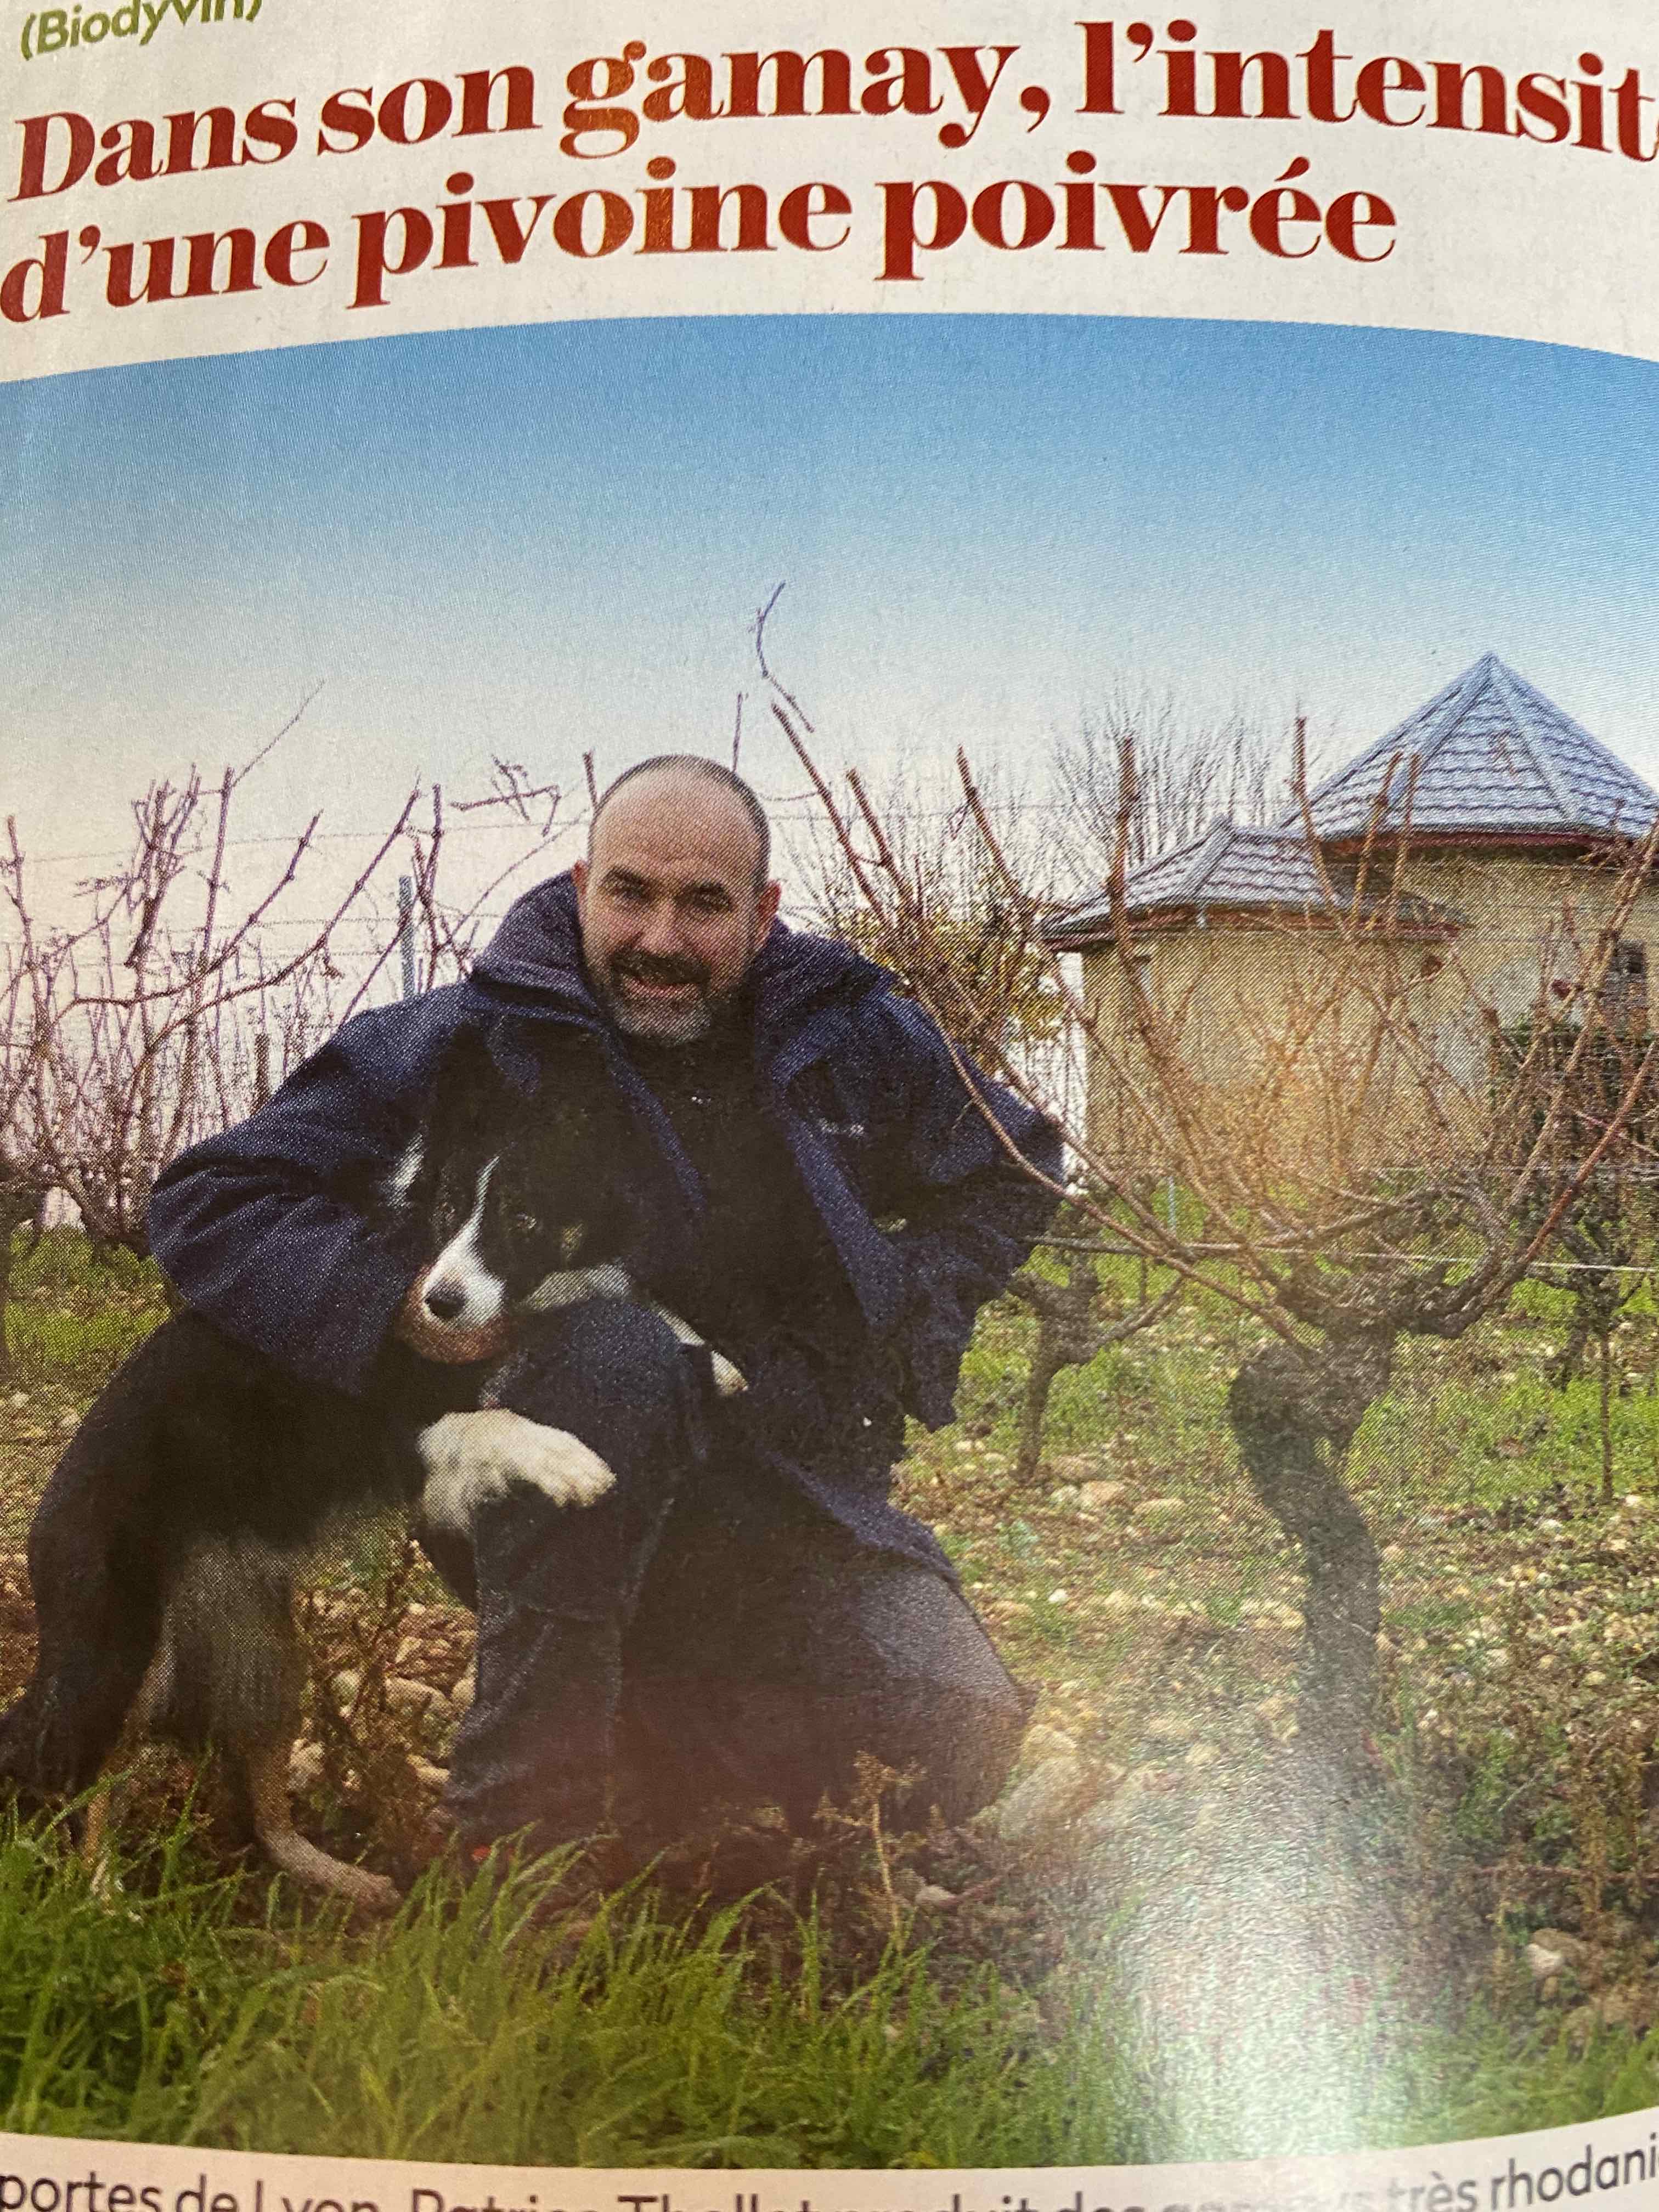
[468, 870, 889, 1037]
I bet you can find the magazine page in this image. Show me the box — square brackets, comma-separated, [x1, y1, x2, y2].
[5, 0, 1659, 2200]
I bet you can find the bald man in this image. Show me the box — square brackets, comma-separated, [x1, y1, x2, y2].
[150, 758, 1062, 1872]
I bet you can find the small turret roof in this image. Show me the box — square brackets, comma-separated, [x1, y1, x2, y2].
[1043, 817, 1462, 946]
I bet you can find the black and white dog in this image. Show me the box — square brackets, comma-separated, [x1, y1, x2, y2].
[0, 1028, 737, 1909]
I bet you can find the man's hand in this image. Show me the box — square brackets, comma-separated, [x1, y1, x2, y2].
[394, 1267, 515, 1365]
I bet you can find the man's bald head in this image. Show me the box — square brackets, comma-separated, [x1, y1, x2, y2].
[590, 757, 770, 893]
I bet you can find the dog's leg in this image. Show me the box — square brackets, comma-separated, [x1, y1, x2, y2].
[80, 1644, 169, 1903]
[80, 1782, 116, 1900]
[645, 1302, 747, 1397]
[239, 1741, 402, 1913]
[184, 1546, 402, 1914]
[4, 1460, 170, 1809]
[417, 1409, 616, 1532]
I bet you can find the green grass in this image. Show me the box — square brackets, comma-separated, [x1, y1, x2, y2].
[1383, 2011, 1659, 2146]
[3, 1228, 166, 1392]
[10, 1233, 1659, 2162]
[0, 1820, 1137, 2166]
[1123, 2004, 1659, 2164]
[3, 1813, 1658, 2165]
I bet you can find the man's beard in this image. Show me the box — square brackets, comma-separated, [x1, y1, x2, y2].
[596, 950, 726, 1045]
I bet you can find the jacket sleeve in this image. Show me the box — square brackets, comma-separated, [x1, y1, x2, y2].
[145, 994, 469, 1396]
[876, 995, 1064, 1428]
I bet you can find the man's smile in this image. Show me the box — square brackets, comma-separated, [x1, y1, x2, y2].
[614, 958, 707, 1002]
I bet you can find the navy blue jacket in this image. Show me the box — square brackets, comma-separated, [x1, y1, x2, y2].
[147, 874, 1062, 1571]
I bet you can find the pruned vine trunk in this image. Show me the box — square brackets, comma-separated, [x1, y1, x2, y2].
[0, 1181, 42, 1384]
[1012, 1251, 1106, 1483]
[1009, 1243, 1181, 1483]
[1227, 1330, 1392, 1759]
[1016, 1338, 1070, 1484]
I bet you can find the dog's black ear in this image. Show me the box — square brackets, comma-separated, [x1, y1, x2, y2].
[381, 1026, 517, 1216]
[533, 1023, 612, 1084]
[419, 1025, 512, 1158]
[529, 1023, 642, 1150]
[529, 1024, 623, 1118]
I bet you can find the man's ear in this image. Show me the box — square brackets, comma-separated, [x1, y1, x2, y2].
[756, 879, 782, 943]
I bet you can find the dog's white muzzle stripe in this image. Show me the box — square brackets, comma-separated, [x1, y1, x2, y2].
[424, 1161, 505, 1329]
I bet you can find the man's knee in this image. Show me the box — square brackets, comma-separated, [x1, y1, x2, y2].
[619, 1551, 1030, 1835]
[490, 1296, 700, 1468]
[854, 1588, 1028, 1823]
[828, 1571, 1029, 1822]
[465, 1297, 703, 1620]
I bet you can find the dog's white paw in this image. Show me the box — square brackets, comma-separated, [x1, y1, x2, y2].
[710, 1352, 747, 1397]
[417, 1409, 616, 1532]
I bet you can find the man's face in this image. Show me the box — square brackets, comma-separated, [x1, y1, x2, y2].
[573, 774, 781, 1045]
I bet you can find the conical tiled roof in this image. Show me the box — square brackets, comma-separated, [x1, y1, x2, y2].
[1043, 817, 1463, 946]
[1283, 653, 1658, 844]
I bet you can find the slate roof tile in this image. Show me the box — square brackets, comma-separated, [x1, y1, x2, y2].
[1045, 819, 1460, 943]
[1283, 653, 1658, 842]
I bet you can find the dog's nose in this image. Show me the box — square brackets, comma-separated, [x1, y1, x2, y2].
[425, 1283, 466, 1323]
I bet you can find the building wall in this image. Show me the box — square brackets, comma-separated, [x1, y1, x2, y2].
[1394, 851, 1659, 1025]
[1079, 850, 1659, 1183]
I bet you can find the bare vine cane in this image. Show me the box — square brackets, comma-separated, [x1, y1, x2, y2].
[753, 586, 1659, 1771]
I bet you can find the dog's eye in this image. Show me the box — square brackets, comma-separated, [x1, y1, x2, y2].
[508, 1211, 540, 1238]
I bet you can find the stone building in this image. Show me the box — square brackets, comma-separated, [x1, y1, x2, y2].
[1044, 653, 1659, 1170]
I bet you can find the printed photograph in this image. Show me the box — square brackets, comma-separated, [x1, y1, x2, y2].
[4, 311, 1659, 2165]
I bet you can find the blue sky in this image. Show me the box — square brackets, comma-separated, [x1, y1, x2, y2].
[4, 312, 1657, 907]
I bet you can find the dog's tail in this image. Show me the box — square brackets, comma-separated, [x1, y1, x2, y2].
[0, 1572, 163, 1807]
[0, 1462, 169, 1807]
